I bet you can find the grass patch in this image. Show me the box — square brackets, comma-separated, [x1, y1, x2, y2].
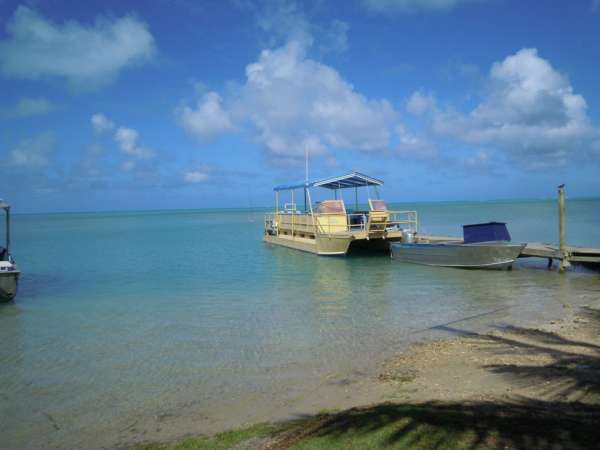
[378, 369, 417, 384]
[137, 422, 283, 450]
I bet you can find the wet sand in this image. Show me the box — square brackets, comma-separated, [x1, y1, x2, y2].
[379, 302, 600, 406]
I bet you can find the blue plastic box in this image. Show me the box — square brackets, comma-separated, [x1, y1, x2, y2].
[463, 222, 511, 244]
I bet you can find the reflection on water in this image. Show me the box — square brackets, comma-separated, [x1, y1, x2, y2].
[312, 257, 354, 316]
[1, 200, 599, 449]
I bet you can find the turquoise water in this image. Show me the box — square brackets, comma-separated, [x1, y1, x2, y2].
[1, 199, 600, 449]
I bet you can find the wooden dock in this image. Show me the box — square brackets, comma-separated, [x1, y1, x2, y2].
[520, 243, 600, 266]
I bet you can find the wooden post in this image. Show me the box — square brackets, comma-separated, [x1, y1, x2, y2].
[558, 184, 570, 271]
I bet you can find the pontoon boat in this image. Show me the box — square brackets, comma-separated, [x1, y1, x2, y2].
[264, 172, 417, 255]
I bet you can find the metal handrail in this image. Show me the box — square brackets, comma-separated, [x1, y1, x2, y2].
[264, 210, 418, 236]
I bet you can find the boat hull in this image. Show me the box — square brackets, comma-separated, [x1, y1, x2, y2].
[0, 271, 19, 302]
[264, 233, 351, 255]
[264, 233, 401, 256]
[391, 242, 525, 269]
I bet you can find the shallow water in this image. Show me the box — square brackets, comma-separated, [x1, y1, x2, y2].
[1, 199, 599, 449]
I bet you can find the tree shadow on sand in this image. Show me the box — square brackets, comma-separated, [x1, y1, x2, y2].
[438, 306, 600, 403]
[270, 307, 600, 449]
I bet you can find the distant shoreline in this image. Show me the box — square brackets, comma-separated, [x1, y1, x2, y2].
[11, 196, 600, 216]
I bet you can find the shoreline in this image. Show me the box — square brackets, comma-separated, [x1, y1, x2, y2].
[133, 298, 600, 449]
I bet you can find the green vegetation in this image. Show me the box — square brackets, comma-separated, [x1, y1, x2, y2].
[137, 422, 283, 450]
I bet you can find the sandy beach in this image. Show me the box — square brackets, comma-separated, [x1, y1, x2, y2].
[135, 296, 600, 449]
[378, 303, 600, 406]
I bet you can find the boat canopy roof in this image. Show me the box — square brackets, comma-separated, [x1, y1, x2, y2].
[274, 172, 383, 192]
[0, 200, 9, 210]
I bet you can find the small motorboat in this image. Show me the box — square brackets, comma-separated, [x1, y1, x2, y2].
[391, 222, 525, 270]
[0, 200, 19, 302]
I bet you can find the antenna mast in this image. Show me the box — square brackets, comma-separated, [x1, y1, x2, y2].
[304, 147, 309, 212]
[305, 147, 309, 182]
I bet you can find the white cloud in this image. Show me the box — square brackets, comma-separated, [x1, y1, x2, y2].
[114, 127, 154, 159]
[91, 113, 115, 133]
[406, 91, 436, 116]
[236, 0, 348, 55]
[362, 0, 477, 14]
[253, 0, 312, 44]
[321, 19, 350, 54]
[177, 92, 234, 140]
[179, 40, 397, 162]
[7, 133, 55, 168]
[0, 6, 155, 87]
[240, 41, 396, 156]
[183, 166, 210, 183]
[90, 114, 155, 174]
[395, 124, 438, 159]
[414, 48, 598, 169]
[1, 97, 57, 118]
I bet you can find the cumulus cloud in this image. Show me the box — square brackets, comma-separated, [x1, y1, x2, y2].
[114, 127, 154, 159]
[0, 6, 155, 87]
[321, 19, 350, 54]
[7, 133, 55, 168]
[177, 92, 234, 141]
[90, 114, 155, 174]
[395, 124, 438, 159]
[178, 40, 397, 163]
[237, 0, 349, 55]
[362, 0, 478, 14]
[1, 97, 57, 118]
[406, 91, 436, 116]
[409, 48, 599, 169]
[91, 113, 116, 133]
[183, 164, 211, 183]
[252, 0, 313, 44]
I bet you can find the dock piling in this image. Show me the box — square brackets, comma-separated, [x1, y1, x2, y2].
[558, 184, 571, 272]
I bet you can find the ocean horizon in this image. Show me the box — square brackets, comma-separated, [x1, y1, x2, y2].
[10, 195, 600, 216]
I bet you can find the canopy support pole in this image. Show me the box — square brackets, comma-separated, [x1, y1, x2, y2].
[307, 188, 316, 235]
[304, 187, 307, 212]
[275, 192, 279, 236]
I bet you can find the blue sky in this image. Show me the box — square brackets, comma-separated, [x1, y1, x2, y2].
[1, 0, 600, 212]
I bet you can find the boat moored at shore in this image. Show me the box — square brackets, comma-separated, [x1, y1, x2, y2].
[391, 222, 525, 270]
[0, 200, 19, 302]
[264, 172, 417, 255]
[391, 241, 525, 269]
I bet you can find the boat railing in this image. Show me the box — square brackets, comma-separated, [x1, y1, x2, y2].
[388, 210, 418, 232]
[264, 213, 277, 235]
[264, 210, 418, 236]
